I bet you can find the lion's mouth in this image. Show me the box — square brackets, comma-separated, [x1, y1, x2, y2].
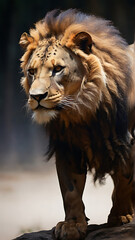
[28, 96, 68, 112]
[35, 105, 53, 110]
[35, 104, 62, 111]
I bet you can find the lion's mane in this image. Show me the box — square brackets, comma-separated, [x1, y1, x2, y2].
[20, 9, 133, 181]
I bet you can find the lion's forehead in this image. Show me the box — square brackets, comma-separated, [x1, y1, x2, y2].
[31, 38, 62, 65]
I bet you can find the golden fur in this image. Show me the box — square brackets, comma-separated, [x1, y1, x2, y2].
[20, 9, 135, 240]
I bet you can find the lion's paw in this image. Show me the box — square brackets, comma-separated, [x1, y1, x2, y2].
[108, 214, 134, 226]
[55, 221, 87, 240]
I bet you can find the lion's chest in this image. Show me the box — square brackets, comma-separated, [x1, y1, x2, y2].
[50, 122, 94, 162]
[48, 118, 131, 180]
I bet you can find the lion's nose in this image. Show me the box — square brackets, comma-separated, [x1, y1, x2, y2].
[30, 92, 48, 101]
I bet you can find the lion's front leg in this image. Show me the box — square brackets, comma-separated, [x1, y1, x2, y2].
[55, 150, 88, 240]
[108, 169, 134, 226]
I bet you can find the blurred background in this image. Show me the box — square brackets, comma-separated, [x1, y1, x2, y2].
[0, 0, 134, 169]
[0, 0, 134, 240]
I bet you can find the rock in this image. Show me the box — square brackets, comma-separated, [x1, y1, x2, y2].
[13, 229, 54, 240]
[13, 221, 135, 240]
[86, 222, 135, 239]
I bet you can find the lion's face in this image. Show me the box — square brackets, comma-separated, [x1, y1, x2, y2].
[22, 39, 85, 124]
[20, 27, 108, 125]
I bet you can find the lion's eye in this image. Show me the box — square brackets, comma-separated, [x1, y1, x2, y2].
[28, 68, 35, 76]
[53, 65, 65, 74]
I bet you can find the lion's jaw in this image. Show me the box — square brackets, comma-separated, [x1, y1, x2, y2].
[32, 109, 58, 124]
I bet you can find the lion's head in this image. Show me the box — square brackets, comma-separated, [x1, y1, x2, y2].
[20, 10, 125, 125]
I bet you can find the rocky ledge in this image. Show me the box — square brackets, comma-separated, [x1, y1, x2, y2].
[13, 221, 135, 240]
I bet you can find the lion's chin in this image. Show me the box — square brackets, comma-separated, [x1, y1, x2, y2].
[32, 109, 58, 124]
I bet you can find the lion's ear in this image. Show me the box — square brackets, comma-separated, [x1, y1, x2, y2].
[72, 32, 92, 54]
[19, 32, 34, 49]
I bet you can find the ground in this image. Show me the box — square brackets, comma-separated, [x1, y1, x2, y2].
[0, 162, 113, 240]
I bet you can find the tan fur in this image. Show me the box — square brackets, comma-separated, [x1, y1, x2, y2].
[20, 9, 135, 240]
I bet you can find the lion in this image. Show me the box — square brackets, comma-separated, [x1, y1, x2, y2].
[19, 9, 135, 240]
